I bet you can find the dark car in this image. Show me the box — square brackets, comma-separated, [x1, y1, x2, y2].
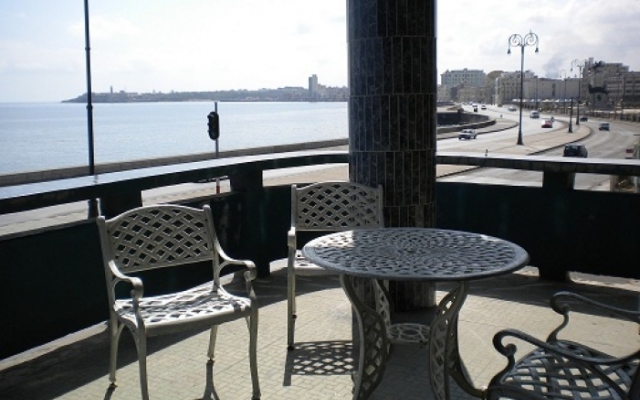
[563, 144, 588, 158]
[579, 116, 588, 122]
[599, 122, 610, 131]
[458, 129, 477, 140]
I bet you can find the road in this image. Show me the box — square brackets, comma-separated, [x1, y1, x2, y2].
[439, 105, 640, 190]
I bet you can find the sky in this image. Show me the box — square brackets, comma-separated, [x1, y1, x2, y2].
[1, 0, 640, 102]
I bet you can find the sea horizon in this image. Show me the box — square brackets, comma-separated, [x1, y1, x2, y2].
[0, 101, 349, 175]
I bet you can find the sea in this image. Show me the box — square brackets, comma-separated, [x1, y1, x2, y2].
[0, 101, 348, 175]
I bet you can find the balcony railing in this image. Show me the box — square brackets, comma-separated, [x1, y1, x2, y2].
[0, 150, 639, 360]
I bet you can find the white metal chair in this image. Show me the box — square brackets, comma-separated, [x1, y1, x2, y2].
[485, 291, 640, 400]
[97, 204, 260, 400]
[287, 181, 384, 350]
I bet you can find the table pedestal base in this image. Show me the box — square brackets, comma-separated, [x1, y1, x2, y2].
[341, 276, 483, 400]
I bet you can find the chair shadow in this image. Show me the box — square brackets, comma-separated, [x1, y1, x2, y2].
[103, 360, 220, 400]
[282, 340, 355, 387]
[201, 360, 221, 400]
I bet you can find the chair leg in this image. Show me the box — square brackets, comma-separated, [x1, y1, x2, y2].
[134, 332, 150, 400]
[108, 317, 124, 384]
[287, 267, 297, 350]
[207, 325, 219, 361]
[248, 310, 261, 399]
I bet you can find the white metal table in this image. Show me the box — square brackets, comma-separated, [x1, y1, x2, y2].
[302, 227, 529, 400]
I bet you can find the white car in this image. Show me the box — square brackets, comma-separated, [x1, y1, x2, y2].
[458, 129, 478, 140]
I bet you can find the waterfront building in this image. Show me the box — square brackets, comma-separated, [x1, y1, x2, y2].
[308, 74, 319, 100]
[441, 68, 486, 87]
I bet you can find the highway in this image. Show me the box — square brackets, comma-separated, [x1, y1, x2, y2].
[439, 105, 640, 190]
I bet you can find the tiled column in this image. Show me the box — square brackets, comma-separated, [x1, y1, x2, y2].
[348, 0, 437, 227]
[348, 0, 437, 309]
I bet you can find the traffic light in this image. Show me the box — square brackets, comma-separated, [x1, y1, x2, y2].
[207, 111, 219, 140]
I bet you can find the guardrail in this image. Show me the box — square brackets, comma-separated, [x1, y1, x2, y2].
[1, 150, 639, 360]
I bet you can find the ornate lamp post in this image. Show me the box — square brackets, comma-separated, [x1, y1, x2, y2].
[571, 59, 586, 126]
[559, 69, 568, 113]
[535, 76, 539, 110]
[568, 98, 574, 133]
[616, 72, 627, 119]
[508, 31, 539, 145]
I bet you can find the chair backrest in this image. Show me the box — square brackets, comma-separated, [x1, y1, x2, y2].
[291, 181, 384, 233]
[97, 204, 218, 275]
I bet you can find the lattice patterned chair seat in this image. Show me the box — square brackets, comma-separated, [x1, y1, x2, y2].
[114, 281, 253, 333]
[97, 204, 260, 400]
[287, 181, 384, 349]
[485, 291, 640, 400]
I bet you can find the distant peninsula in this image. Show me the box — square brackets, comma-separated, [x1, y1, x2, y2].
[62, 86, 349, 103]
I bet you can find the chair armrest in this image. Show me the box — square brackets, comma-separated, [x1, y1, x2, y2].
[490, 328, 640, 400]
[548, 291, 640, 342]
[106, 260, 145, 319]
[493, 328, 640, 370]
[287, 227, 297, 249]
[551, 291, 640, 323]
[216, 253, 257, 282]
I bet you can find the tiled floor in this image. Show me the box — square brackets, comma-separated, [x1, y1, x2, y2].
[1, 261, 638, 400]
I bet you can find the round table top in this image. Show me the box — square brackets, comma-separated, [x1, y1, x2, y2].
[302, 227, 530, 282]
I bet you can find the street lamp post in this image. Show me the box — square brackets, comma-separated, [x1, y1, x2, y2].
[535, 76, 539, 110]
[559, 69, 567, 113]
[588, 61, 605, 115]
[568, 98, 574, 133]
[508, 31, 539, 146]
[571, 59, 586, 126]
[616, 72, 627, 119]
[502, 81, 506, 105]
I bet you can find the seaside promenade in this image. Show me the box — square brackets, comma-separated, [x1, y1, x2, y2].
[1, 118, 638, 399]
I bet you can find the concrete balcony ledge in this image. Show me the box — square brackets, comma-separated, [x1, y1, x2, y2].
[0, 150, 349, 215]
[3, 147, 639, 216]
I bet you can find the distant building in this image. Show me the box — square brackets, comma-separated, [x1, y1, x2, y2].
[495, 71, 536, 105]
[309, 74, 319, 99]
[441, 69, 486, 87]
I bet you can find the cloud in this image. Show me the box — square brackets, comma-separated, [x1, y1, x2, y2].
[1, 0, 639, 102]
[68, 15, 140, 41]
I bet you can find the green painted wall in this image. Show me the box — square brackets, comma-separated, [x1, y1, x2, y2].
[1, 180, 639, 359]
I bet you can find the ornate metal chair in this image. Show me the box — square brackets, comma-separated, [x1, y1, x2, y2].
[97, 204, 260, 400]
[485, 291, 640, 400]
[287, 181, 384, 350]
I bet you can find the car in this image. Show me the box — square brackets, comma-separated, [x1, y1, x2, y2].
[508, 106, 517, 111]
[579, 116, 588, 122]
[563, 144, 588, 158]
[458, 129, 478, 140]
[480, 104, 486, 110]
[599, 122, 610, 131]
[530, 111, 540, 119]
[541, 120, 553, 128]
